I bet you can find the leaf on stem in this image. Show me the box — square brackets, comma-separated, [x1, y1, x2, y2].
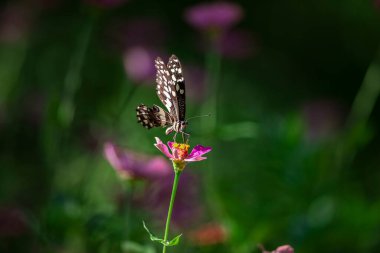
[142, 221, 182, 247]
[166, 234, 182, 246]
[143, 221, 163, 243]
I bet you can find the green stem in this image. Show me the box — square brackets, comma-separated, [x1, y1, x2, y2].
[162, 169, 181, 253]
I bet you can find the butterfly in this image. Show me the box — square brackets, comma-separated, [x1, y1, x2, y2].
[136, 55, 188, 140]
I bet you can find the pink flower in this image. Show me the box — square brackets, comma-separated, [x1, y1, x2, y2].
[273, 245, 294, 253]
[154, 137, 212, 164]
[103, 142, 171, 180]
[184, 2, 243, 32]
[123, 47, 157, 84]
[261, 244, 294, 253]
[84, 0, 126, 8]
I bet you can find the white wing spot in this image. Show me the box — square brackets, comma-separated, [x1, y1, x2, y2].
[180, 89, 184, 94]
[176, 84, 180, 91]
[165, 99, 172, 108]
[172, 91, 176, 97]
[163, 90, 171, 99]
[172, 75, 176, 81]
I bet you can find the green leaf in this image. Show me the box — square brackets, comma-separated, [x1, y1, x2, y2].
[165, 234, 182, 246]
[142, 221, 182, 247]
[142, 221, 164, 243]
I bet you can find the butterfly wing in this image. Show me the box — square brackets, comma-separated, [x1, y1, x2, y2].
[166, 55, 186, 121]
[155, 55, 186, 122]
[136, 104, 173, 129]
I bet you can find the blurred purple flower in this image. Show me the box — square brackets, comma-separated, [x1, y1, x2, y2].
[123, 47, 157, 84]
[184, 2, 243, 32]
[302, 99, 345, 141]
[216, 29, 257, 59]
[0, 3, 33, 43]
[143, 171, 203, 229]
[261, 244, 294, 253]
[0, 207, 28, 237]
[84, 0, 126, 8]
[103, 142, 171, 180]
[273, 245, 294, 253]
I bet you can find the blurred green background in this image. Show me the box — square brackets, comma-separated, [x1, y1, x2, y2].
[1, 0, 380, 252]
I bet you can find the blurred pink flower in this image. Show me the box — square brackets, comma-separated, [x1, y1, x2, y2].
[84, 0, 126, 8]
[154, 137, 212, 163]
[184, 2, 243, 32]
[123, 47, 157, 83]
[273, 245, 294, 253]
[261, 244, 294, 253]
[103, 142, 171, 180]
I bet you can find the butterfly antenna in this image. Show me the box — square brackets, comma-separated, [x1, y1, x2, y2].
[186, 114, 211, 121]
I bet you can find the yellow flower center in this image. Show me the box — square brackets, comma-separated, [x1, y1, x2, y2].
[173, 142, 190, 160]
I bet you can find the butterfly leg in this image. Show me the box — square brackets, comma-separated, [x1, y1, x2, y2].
[173, 132, 178, 142]
[179, 131, 190, 144]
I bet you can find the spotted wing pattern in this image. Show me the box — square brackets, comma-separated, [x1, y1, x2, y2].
[136, 104, 173, 129]
[155, 55, 186, 121]
[166, 55, 186, 121]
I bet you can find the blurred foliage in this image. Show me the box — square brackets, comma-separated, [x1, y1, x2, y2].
[1, 0, 380, 253]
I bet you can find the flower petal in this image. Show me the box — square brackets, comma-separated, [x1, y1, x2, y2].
[154, 137, 173, 159]
[185, 156, 207, 162]
[144, 157, 172, 178]
[168, 141, 174, 151]
[103, 142, 134, 178]
[187, 145, 212, 159]
[274, 245, 294, 253]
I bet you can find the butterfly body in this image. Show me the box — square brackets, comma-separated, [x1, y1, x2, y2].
[136, 55, 188, 139]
